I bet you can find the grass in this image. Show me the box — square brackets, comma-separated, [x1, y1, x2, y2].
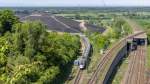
[55, 13, 97, 17]
[55, 12, 113, 19]
[111, 57, 129, 84]
[134, 19, 150, 30]
[87, 38, 119, 73]
[87, 50, 102, 73]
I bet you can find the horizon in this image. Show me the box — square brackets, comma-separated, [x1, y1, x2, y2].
[0, 0, 150, 7]
[1, 6, 150, 8]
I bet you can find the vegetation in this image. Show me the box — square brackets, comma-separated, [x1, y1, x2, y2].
[0, 10, 80, 84]
[83, 16, 132, 73]
[53, 8, 135, 84]
[126, 13, 150, 43]
[132, 16, 150, 69]
[111, 57, 129, 84]
[88, 17, 132, 53]
[56, 12, 111, 27]
[135, 19, 150, 43]
[0, 10, 19, 35]
[85, 32, 109, 72]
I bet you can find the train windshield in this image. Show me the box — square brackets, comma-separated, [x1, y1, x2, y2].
[80, 60, 85, 65]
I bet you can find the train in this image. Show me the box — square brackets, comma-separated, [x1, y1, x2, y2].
[131, 38, 145, 51]
[131, 42, 137, 51]
[74, 35, 91, 69]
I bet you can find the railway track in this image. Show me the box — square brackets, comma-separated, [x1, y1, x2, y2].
[87, 31, 146, 84]
[73, 19, 145, 84]
[74, 69, 83, 84]
[122, 46, 146, 84]
[73, 35, 90, 84]
[122, 48, 138, 84]
[88, 37, 127, 84]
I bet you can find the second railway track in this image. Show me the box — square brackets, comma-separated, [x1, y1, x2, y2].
[74, 69, 83, 84]
[88, 37, 127, 84]
[122, 46, 146, 84]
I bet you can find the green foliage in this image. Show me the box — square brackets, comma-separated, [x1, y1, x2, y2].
[0, 10, 19, 35]
[75, 14, 81, 20]
[147, 30, 150, 43]
[134, 19, 150, 43]
[89, 33, 108, 49]
[0, 10, 80, 84]
[86, 17, 132, 57]
[112, 18, 132, 38]
[38, 66, 60, 84]
[0, 36, 9, 67]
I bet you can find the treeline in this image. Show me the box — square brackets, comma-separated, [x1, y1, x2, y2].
[0, 10, 80, 83]
[124, 13, 150, 19]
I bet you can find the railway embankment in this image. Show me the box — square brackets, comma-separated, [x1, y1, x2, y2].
[103, 44, 128, 84]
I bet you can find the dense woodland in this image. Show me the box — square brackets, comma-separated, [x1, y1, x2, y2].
[0, 10, 80, 84]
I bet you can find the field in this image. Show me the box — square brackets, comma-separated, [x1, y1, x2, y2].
[20, 14, 105, 33]
[135, 19, 150, 30]
[55, 12, 114, 27]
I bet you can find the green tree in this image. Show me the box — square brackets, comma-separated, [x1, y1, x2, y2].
[0, 10, 81, 84]
[147, 29, 150, 43]
[0, 10, 19, 35]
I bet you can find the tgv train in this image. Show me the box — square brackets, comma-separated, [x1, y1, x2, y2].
[74, 35, 91, 69]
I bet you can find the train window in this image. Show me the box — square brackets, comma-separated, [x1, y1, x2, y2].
[79, 60, 85, 65]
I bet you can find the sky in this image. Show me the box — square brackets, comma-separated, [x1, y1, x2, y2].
[0, 0, 150, 7]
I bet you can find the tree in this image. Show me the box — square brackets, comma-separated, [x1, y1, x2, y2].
[0, 10, 81, 84]
[0, 10, 19, 35]
[147, 29, 150, 44]
[75, 14, 81, 20]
